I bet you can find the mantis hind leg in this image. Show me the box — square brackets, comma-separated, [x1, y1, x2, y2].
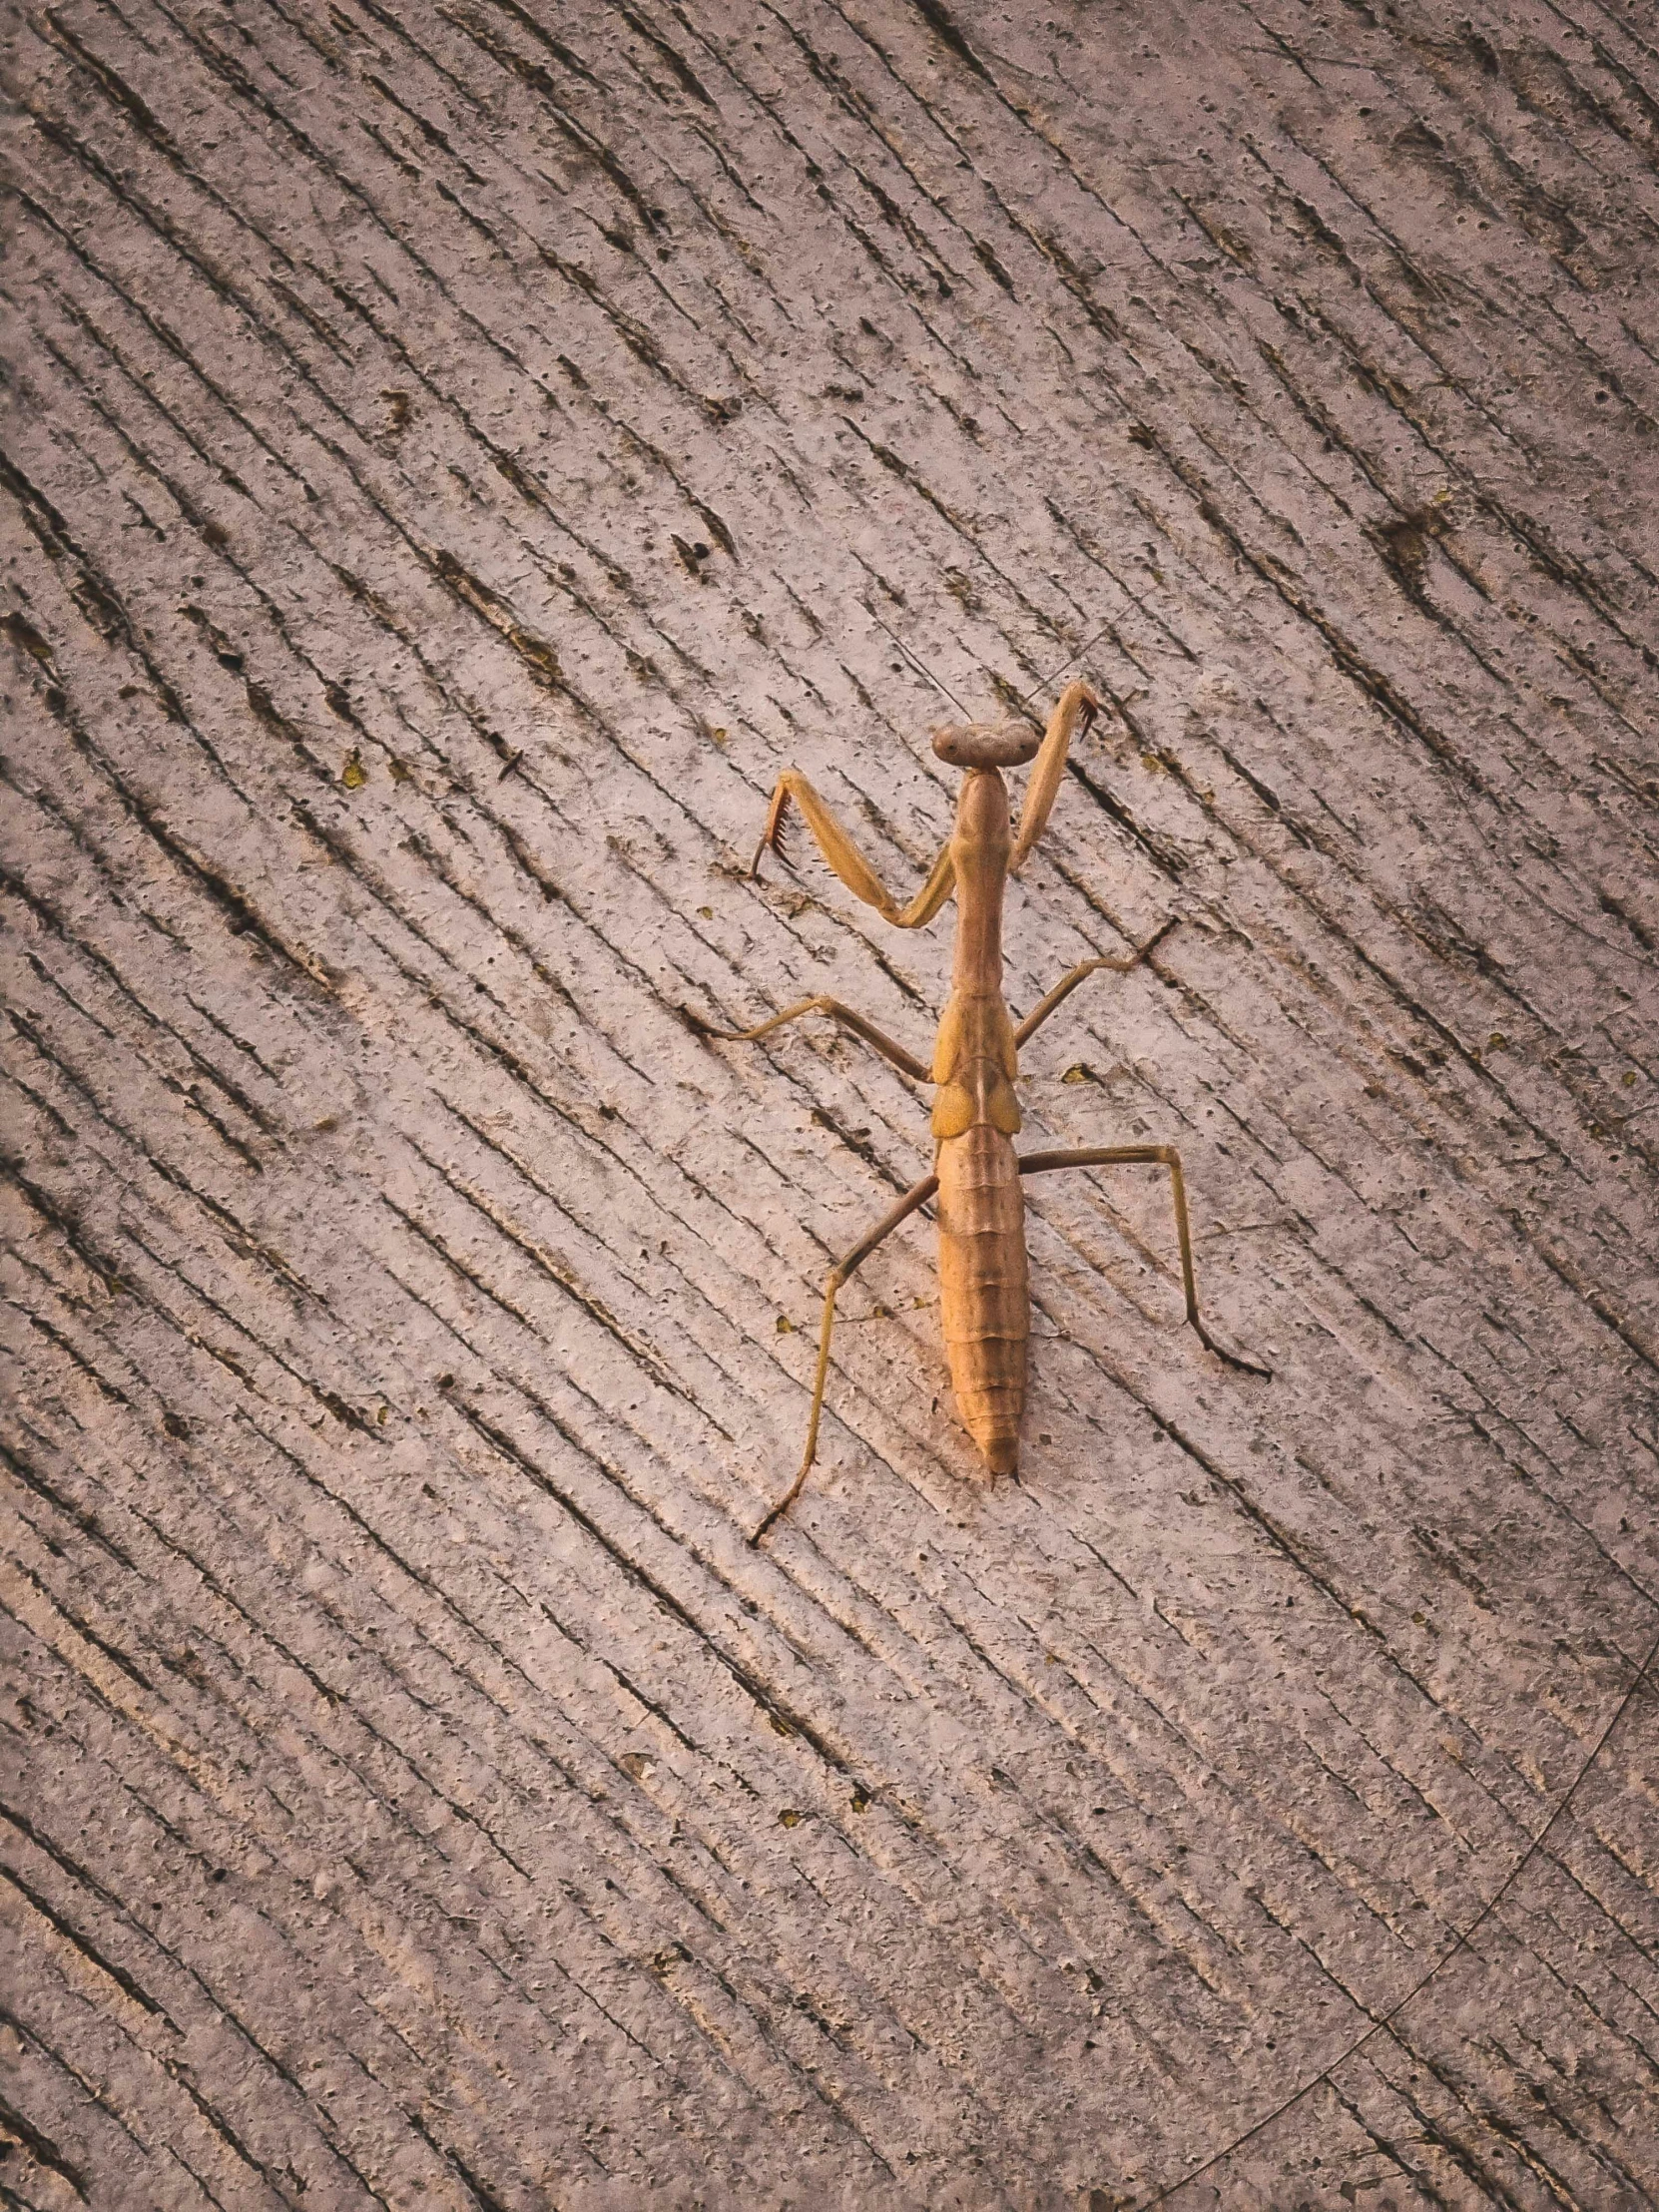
[1018, 1144, 1271, 1378]
[753, 1170, 939, 1544]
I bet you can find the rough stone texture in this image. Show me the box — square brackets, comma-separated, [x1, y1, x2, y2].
[4, 0, 1659, 2204]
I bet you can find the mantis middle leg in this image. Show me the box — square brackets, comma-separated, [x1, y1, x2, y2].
[685, 995, 930, 1083]
[1014, 918, 1180, 1049]
[1019, 1145, 1271, 1378]
[753, 771, 956, 928]
[753, 1169, 940, 1544]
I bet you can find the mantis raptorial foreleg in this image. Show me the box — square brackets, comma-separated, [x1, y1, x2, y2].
[1014, 918, 1180, 1049]
[754, 770, 956, 928]
[753, 1170, 940, 1544]
[1009, 680, 1100, 875]
[685, 996, 931, 1083]
[1018, 1145, 1271, 1378]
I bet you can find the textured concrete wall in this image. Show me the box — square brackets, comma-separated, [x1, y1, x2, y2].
[4, 0, 1659, 2205]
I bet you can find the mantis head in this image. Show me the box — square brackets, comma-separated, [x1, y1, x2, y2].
[930, 721, 1042, 770]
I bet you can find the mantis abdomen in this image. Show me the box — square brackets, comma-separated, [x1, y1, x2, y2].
[937, 1122, 1028, 1475]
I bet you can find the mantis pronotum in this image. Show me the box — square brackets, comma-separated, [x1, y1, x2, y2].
[692, 683, 1269, 1542]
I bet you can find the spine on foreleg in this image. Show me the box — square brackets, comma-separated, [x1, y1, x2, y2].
[936, 1125, 1029, 1473]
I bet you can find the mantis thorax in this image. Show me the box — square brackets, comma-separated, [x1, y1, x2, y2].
[930, 769, 1021, 1140]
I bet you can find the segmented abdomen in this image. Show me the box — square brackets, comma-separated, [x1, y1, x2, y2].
[936, 1125, 1028, 1473]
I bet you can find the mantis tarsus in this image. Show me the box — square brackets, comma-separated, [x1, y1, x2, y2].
[691, 682, 1269, 1542]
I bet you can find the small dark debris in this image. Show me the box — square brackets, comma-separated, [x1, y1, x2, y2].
[162, 1411, 190, 1439]
[1375, 502, 1449, 592]
[1, 610, 56, 667]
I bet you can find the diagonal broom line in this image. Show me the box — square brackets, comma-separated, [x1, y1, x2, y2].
[1136, 1619, 1659, 2208]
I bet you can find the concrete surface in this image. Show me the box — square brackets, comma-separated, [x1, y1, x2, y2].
[4, 0, 1659, 2204]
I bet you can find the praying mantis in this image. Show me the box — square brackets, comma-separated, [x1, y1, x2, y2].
[691, 682, 1269, 1543]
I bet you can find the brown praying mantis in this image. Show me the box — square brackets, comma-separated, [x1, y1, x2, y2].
[691, 681, 1269, 1543]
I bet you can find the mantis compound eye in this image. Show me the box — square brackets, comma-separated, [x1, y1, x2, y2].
[930, 721, 1043, 768]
